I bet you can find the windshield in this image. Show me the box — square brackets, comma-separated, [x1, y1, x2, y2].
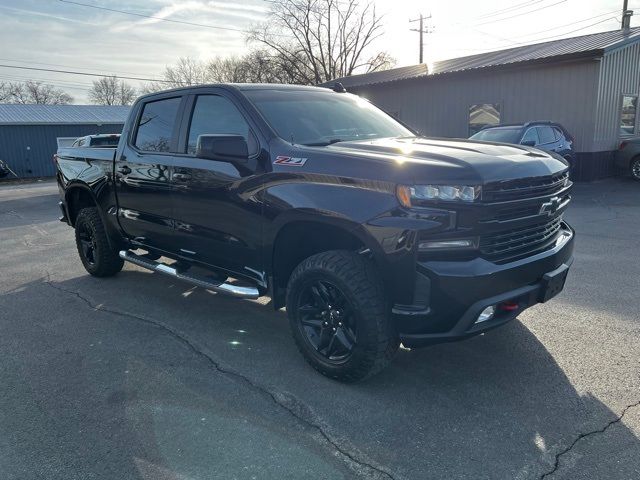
[470, 127, 522, 144]
[244, 89, 413, 146]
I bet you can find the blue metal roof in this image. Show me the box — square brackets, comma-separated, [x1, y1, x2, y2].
[0, 104, 130, 125]
[322, 27, 640, 88]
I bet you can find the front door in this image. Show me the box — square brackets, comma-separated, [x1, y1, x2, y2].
[115, 94, 185, 251]
[170, 91, 266, 284]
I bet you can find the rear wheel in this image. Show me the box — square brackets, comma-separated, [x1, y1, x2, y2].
[286, 250, 399, 382]
[75, 207, 123, 277]
[631, 157, 640, 181]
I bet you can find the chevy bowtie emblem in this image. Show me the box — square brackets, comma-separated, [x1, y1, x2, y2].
[540, 196, 562, 216]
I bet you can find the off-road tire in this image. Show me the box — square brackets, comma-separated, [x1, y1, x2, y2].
[286, 250, 399, 382]
[631, 157, 640, 181]
[75, 207, 123, 277]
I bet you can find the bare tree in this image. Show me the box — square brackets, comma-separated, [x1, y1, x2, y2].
[142, 57, 210, 93]
[206, 49, 308, 84]
[89, 76, 136, 105]
[143, 49, 317, 93]
[8, 81, 73, 104]
[249, 0, 395, 84]
[0, 82, 11, 102]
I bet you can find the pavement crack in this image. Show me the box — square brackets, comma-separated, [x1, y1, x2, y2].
[44, 275, 399, 480]
[540, 399, 640, 479]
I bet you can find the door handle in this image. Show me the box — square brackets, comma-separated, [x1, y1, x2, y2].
[117, 165, 131, 175]
[173, 173, 192, 182]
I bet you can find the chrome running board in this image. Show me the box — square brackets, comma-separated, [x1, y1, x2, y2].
[119, 250, 260, 299]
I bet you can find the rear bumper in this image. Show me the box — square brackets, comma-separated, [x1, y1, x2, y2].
[395, 223, 575, 348]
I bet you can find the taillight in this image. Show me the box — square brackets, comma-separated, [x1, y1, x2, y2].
[619, 141, 628, 150]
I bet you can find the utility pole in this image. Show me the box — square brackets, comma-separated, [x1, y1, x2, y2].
[410, 14, 433, 64]
[622, 0, 634, 30]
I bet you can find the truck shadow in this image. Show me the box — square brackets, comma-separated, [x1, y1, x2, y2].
[3, 271, 638, 479]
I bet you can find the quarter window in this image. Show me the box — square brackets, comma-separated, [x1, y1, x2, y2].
[521, 128, 539, 145]
[620, 95, 638, 136]
[553, 127, 565, 142]
[187, 95, 256, 155]
[134, 97, 182, 152]
[537, 126, 556, 144]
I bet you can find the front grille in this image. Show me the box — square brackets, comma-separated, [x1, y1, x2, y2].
[483, 171, 569, 202]
[480, 215, 564, 263]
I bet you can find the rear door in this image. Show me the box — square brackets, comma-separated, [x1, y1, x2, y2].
[115, 94, 186, 251]
[536, 126, 561, 153]
[169, 89, 266, 283]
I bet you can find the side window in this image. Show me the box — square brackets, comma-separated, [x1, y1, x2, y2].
[620, 95, 638, 136]
[186, 95, 257, 155]
[134, 97, 182, 152]
[553, 127, 565, 141]
[521, 128, 539, 145]
[537, 126, 556, 144]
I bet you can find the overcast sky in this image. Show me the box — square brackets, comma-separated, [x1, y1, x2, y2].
[0, 0, 636, 103]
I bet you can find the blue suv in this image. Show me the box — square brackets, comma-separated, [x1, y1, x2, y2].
[470, 121, 576, 165]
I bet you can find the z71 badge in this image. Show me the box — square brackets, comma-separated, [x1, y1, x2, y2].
[274, 156, 307, 166]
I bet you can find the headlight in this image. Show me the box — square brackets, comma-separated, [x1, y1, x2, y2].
[396, 184, 481, 207]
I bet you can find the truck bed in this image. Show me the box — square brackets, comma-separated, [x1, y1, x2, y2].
[57, 146, 117, 163]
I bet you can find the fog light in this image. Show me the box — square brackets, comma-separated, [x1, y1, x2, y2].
[418, 239, 475, 250]
[476, 305, 495, 324]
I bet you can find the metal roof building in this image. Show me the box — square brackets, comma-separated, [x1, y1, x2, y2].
[0, 104, 129, 179]
[323, 27, 640, 180]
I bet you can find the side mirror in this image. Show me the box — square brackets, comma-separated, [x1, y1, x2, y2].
[196, 134, 248, 163]
[521, 140, 536, 147]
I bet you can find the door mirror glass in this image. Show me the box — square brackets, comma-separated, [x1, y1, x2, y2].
[196, 134, 249, 163]
[521, 140, 536, 147]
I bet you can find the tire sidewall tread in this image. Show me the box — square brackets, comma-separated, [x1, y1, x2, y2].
[286, 250, 399, 382]
[75, 207, 123, 277]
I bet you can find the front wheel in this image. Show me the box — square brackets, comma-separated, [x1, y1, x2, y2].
[286, 250, 399, 382]
[75, 207, 124, 277]
[631, 157, 640, 181]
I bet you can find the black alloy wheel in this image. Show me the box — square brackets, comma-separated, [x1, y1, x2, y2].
[631, 157, 640, 181]
[74, 207, 124, 277]
[296, 279, 357, 363]
[77, 221, 98, 266]
[286, 250, 399, 382]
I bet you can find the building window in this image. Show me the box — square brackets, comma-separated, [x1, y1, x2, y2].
[469, 104, 501, 136]
[620, 95, 638, 136]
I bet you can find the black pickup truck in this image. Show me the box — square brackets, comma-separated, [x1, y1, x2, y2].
[56, 84, 574, 382]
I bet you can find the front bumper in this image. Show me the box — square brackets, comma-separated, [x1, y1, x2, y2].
[395, 223, 575, 348]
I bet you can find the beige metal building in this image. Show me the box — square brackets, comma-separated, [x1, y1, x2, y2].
[323, 27, 640, 181]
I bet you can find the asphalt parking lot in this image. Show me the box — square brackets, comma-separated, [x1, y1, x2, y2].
[0, 178, 639, 480]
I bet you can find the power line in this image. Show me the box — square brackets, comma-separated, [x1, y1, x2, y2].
[444, 16, 623, 55]
[0, 64, 170, 83]
[57, 0, 288, 36]
[510, 9, 622, 39]
[475, 0, 547, 20]
[466, 8, 621, 46]
[472, 0, 568, 27]
[0, 57, 155, 78]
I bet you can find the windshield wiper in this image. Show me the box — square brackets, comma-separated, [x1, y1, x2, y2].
[302, 138, 345, 147]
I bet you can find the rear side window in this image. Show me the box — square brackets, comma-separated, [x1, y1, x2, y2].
[521, 128, 539, 145]
[552, 127, 565, 141]
[186, 95, 256, 155]
[537, 126, 556, 144]
[134, 97, 182, 152]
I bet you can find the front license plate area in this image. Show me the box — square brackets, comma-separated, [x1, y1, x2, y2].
[540, 263, 569, 303]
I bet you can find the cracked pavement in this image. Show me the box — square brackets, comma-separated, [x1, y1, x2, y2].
[1, 179, 639, 479]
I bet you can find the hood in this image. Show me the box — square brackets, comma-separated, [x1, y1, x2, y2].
[323, 136, 569, 185]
